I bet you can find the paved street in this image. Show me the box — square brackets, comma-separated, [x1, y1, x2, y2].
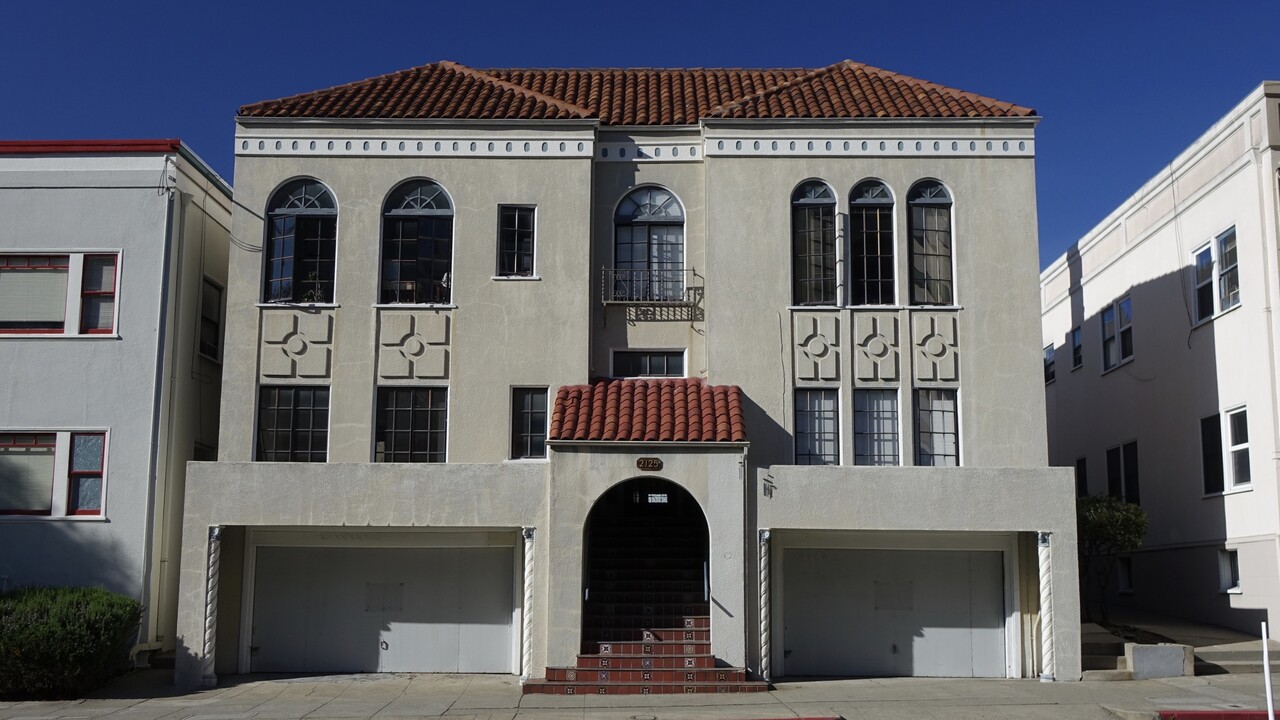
[0, 671, 1274, 720]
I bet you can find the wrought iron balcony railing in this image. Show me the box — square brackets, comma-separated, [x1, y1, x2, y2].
[602, 267, 695, 305]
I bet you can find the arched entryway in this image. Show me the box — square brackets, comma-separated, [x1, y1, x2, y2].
[581, 477, 709, 649]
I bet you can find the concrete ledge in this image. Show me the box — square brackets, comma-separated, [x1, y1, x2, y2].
[1126, 642, 1194, 679]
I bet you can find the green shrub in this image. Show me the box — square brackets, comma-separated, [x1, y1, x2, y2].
[0, 586, 142, 699]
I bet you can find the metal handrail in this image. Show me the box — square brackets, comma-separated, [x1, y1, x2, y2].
[602, 267, 694, 305]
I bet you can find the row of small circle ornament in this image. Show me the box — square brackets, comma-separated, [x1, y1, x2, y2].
[242, 139, 588, 153]
[716, 139, 1027, 153]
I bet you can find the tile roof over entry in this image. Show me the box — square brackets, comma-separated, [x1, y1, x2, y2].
[239, 60, 1035, 122]
[550, 379, 745, 443]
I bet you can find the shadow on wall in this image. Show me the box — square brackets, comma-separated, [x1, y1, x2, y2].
[1048, 250, 1268, 636]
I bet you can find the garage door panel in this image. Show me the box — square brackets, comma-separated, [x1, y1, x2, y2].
[782, 548, 1005, 678]
[252, 545, 512, 674]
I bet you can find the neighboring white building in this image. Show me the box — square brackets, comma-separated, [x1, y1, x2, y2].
[1042, 83, 1280, 635]
[175, 60, 1080, 690]
[0, 140, 232, 660]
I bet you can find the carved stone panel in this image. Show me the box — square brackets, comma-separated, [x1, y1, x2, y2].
[793, 313, 839, 382]
[260, 309, 334, 380]
[377, 311, 450, 381]
[912, 311, 960, 383]
[853, 312, 900, 384]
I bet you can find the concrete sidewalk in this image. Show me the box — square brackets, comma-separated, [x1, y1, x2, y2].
[1, 670, 1276, 720]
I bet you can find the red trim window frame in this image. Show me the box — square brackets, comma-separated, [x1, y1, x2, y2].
[67, 432, 106, 516]
[81, 255, 118, 334]
[0, 432, 56, 515]
[0, 255, 71, 335]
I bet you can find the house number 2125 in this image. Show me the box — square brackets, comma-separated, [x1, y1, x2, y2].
[636, 457, 663, 471]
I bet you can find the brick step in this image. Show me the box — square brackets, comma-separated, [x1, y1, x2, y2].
[586, 615, 709, 629]
[583, 599, 706, 609]
[523, 679, 769, 695]
[584, 628, 710, 642]
[575, 654, 717, 669]
[546, 666, 748, 682]
[587, 591, 706, 604]
[583, 640, 711, 656]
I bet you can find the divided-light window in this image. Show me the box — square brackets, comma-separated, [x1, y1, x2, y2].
[848, 180, 895, 305]
[791, 182, 837, 305]
[497, 206, 535, 277]
[264, 180, 337, 303]
[1101, 296, 1133, 371]
[1193, 227, 1240, 323]
[0, 431, 107, 517]
[1106, 441, 1140, 504]
[0, 254, 119, 335]
[382, 180, 454, 304]
[908, 181, 953, 305]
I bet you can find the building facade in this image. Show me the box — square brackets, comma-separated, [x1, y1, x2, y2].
[175, 60, 1080, 689]
[1042, 82, 1280, 635]
[0, 140, 231, 658]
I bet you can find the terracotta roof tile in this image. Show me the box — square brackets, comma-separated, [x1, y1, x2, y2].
[549, 378, 745, 443]
[239, 61, 1033, 122]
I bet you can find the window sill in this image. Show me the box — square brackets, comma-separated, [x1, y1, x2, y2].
[1100, 356, 1135, 376]
[0, 514, 107, 523]
[257, 302, 340, 309]
[491, 275, 541, 282]
[1203, 485, 1253, 499]
[198, 351, 223, 365]
[1071, 364, 1083, 372]
[373, 303, 457, 310]
[1221, 587, 1243, 595]
[1192, 303, 1243, 330]
[504, 457, 549, 464]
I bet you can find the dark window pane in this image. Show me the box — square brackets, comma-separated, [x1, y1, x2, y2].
[1201, 415, 1224, 494]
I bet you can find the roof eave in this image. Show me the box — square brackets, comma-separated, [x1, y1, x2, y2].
[236, 116, 602, 129]
[547, 440, 750, 448]
[701, 115, 1040, 128]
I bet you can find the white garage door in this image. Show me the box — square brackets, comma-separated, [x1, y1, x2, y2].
[251, 546, 513, 673]
[782, 548, 1005, 677]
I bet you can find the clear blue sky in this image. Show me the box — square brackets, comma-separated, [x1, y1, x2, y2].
[2, 1, 1275, 266]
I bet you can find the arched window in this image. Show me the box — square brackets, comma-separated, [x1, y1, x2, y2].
[381, 180, 454, 304]
[791, 181, 836, 305]
[612, 186, 685, 301]
[849, 180, 894, 306]
[264, 179, 336, 303]
[908, 181, 953, 305]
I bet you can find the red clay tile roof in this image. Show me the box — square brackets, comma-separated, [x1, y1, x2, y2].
[239, 60, 1034, 122]
[550, 379, 745, 443]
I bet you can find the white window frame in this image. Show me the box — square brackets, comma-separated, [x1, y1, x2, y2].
[0, 429, 110, 521]
[852, 387, 901, 466]
[1070, 327, 1083, 370]
[1219, 549, 1241, 593]
[0, 251, 122, 338]
[1225, 406, 1250, 488]
[1191, 226, 1241, 326]
[1100, 295, 1133, 372]
[493, 204, 539, 280]
[793, 386, 841, 465]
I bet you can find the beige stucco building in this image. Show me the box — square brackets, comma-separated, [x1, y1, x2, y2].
[0, 140, 231, 659]
[1042, 82, 1280, 635]
[175, 60, 1080, 690]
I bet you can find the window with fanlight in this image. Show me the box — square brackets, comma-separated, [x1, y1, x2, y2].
[381, 179, 454, 304]
[263, 179, 336, 303]
[908, 181, 954, 305]
[610, 186, 685, 302]
[792, 181, 837, 306]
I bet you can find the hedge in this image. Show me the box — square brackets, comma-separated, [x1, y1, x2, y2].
[0, 586, 142, 699]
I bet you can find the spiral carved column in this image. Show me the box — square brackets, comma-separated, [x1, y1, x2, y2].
[201, 526, 223, 687]
[1038, 531, 1055, 681]
[520, 527, 535, 682]
[759, 529, 772, 682]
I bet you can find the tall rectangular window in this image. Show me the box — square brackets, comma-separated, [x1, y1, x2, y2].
[1219, 549, 1241, 592]
[1201, 414, 1224, 494]
[1227, 407, 1249, 486]
[0, 255, 69, 333]
[1070, 327, 1083, 369]
[1044, 345, 1056, 384]
[1218, 228, 1239, 311]
[908, 182, 953, 306]
[67, 433, 105, 515]
[257, 386, 329, 462]
[794, 389, 838, 464]
[497, 206, 535, 277]
[511, 388, 548, 459]
[1106, 441, 1140, 504]
[914, 388, 959, 466]
[792, 202, 837, 305]
[0, 433, 56, 515]
[1101, 296, 1133, 371]
[1194, 245, 1215, 323]
[200, 279, 223, 360]
[80, 255, 117, 333]
[375, 387, 447, 463]
[849, 183, 894, 305]
[612, 350, 684, 377]
[853, 389, 898, 466]
[1075, 457, 1088, 497]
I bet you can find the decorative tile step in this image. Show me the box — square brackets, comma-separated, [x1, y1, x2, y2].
[546, 666, 749, 682]
[523, 680, 769, 695]
[584, 627, 710, 642]
[575, 654, 717, 669]
[582, 640, 711, 656]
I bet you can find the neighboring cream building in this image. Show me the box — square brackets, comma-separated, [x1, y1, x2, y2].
[175, 60, 1080, 690]
[0, 140, 231, 659]
[1042, 82, 1280, 635]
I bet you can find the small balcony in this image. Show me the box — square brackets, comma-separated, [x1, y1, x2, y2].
[602, 267, 697, 305]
